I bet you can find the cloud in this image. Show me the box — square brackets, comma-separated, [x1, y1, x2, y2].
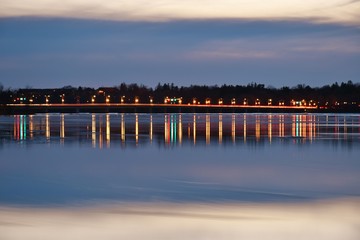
[0, 18, 359, 88]
[185, 36, 360, 61]
[1, 0, 360, 25]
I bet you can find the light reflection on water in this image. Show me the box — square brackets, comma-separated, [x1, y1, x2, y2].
[0, 113, 359, 205]
[2, 113, 360, 148]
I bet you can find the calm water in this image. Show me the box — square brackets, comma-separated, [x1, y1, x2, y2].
[1, 113, 360, 205]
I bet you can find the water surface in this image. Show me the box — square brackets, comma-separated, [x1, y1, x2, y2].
[1, 113, 359, 205]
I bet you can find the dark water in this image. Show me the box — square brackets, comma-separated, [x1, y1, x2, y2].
[0, 113, 359, 205]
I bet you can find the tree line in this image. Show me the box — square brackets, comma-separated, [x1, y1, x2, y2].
[0, 81, 359, 108]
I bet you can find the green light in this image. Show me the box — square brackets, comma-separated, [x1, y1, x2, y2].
[20, 115, 23, 140]
[23, 115, 27, 140]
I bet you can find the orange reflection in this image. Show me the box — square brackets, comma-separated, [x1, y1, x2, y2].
[243, 114, 247, 143]
[29, 115, 34, 139]
[92, 114, 96, 148]
[218, 114, 223, 144]
[206, 114, 211, 145]
[45, 114, 50, 140]
[60, 114, 65, 144]
[106, 114, 110, 148]
[164, 114, 182, 145]
[193, 114, 197, 145]
[13, 115, 27, 140]
[302, 115, 307, 138]
[150, 114, 153, 143]
[99, 115, 103, 149]
[165, 114, 169, 144]
[121, 113, 125, 143]
[135, 114, 139, 145]
[279, 115, 284, 137]
[292, 115, 296, 137]
[8, 113, 350, 147]
[255, 115, 260, 141]
[268, 114, 272, 142]
[231, 114, 236, 143]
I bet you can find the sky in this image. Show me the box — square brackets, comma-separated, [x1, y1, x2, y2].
[0, 0, 359, 89]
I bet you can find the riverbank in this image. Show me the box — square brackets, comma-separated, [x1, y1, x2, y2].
[1, 103, 358, 115]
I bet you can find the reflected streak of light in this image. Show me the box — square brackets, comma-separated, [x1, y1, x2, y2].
[14, 115, 18, 140]
[150, 114, 153, 143]
[178, 114, 182, 144]
[165, 114, 169, 144]
[335, 115, 339, 139]
[243, 114, 247, 143]
[268, 114, 272, 142]
[344, 116, 347, 139]
[297, 115, 300, 137]
[314, 115, 318, 138]
[106, 114, 110, 148]
[23, 115, 26, 140]
[99, 115, 103, 149]
[188, 124, 191, 139]
[45, 114, 50, 140]
[309, 115, 313, 141]
[20, 115, 23, 140]
[170, 115, 175, 143]
[92, 114, 96, 148]
[60, 114, 65, 140]
[206, 114, 211, 145]
[193, 114, 196, 145]
[135, 114, 139, 145]
[7, 113, 360, 147]
[121, 113, 125, 143]
[173, 115, 177, 143]
[18, 115, 26, 140]
[279, 115, 284, 137]
[255, 115, 260, 141]
[29, 115, 34, 139]
[292, 115, 296, 137]
[302, 115, 306, 138]
[218, 114, 223, 144]
[231, 114, 236, 143]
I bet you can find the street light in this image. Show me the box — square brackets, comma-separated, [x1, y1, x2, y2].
[243, 98, 248, 105]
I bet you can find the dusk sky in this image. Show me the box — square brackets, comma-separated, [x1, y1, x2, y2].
[1, 0, 359, 89]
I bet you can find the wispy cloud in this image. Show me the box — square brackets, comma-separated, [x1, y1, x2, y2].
[185, 36, 360, 61]
[1, 0, 360, 25]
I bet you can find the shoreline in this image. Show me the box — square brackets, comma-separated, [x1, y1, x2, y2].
[1, 103, 359, 115]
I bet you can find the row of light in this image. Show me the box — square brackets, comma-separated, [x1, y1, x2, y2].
[13, 94, 319, 106]
[99, 97, 318, 106]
